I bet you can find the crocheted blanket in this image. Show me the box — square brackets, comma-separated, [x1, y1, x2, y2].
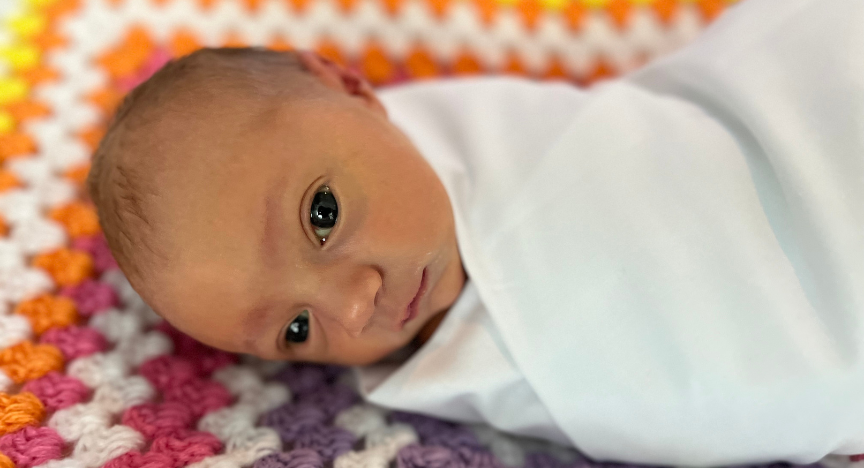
[0, 0, 857, 467]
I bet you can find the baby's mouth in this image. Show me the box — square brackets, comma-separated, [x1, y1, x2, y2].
[400, 267, 428, 330]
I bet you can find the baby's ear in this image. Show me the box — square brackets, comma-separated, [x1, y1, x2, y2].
[296, 50, 387, 118]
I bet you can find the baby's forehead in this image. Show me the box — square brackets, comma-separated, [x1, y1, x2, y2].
[118, 89, 360, 229]
[119, 93, 272, 166]
[137, 103, 324, 207]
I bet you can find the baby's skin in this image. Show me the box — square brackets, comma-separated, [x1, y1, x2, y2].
[90, 50, 468, 365]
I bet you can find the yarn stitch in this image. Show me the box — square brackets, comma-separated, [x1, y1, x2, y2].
[39, 325, 108, 360]
[0, 341, 64, 384]
[14, 294, 78, 335]
[59, 279, 118, 316]
[21, 372, 90, 411]
[0, 425, 65, 468]
[0, 392, 44, 436]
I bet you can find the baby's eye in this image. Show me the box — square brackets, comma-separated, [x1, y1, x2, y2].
[285, 310, 310, 344]
[310, 185, 338, 244]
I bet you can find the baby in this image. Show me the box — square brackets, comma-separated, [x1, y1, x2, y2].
[88, 46, 467, 366]
[88, 0, 864, 465]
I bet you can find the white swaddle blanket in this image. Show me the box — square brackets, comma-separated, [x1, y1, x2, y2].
[352, 0, 864, 465]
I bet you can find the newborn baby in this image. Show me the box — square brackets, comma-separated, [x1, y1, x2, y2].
[89, 46, 467, 366]
[88, 0, 864, 465]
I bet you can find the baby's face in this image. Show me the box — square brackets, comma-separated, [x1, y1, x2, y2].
[144, 93, 466, 365]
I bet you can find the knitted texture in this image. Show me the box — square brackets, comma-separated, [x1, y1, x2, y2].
[0, 0, 854, 467]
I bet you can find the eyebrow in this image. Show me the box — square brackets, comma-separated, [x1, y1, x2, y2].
[242, 303, 273, 355]
[261, 179, 287, 269]
[242, 179, 291, 351]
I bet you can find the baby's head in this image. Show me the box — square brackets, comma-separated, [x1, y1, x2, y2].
[88, 48, 466, 365]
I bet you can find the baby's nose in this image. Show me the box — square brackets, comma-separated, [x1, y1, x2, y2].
[325, 266, 381, 337]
